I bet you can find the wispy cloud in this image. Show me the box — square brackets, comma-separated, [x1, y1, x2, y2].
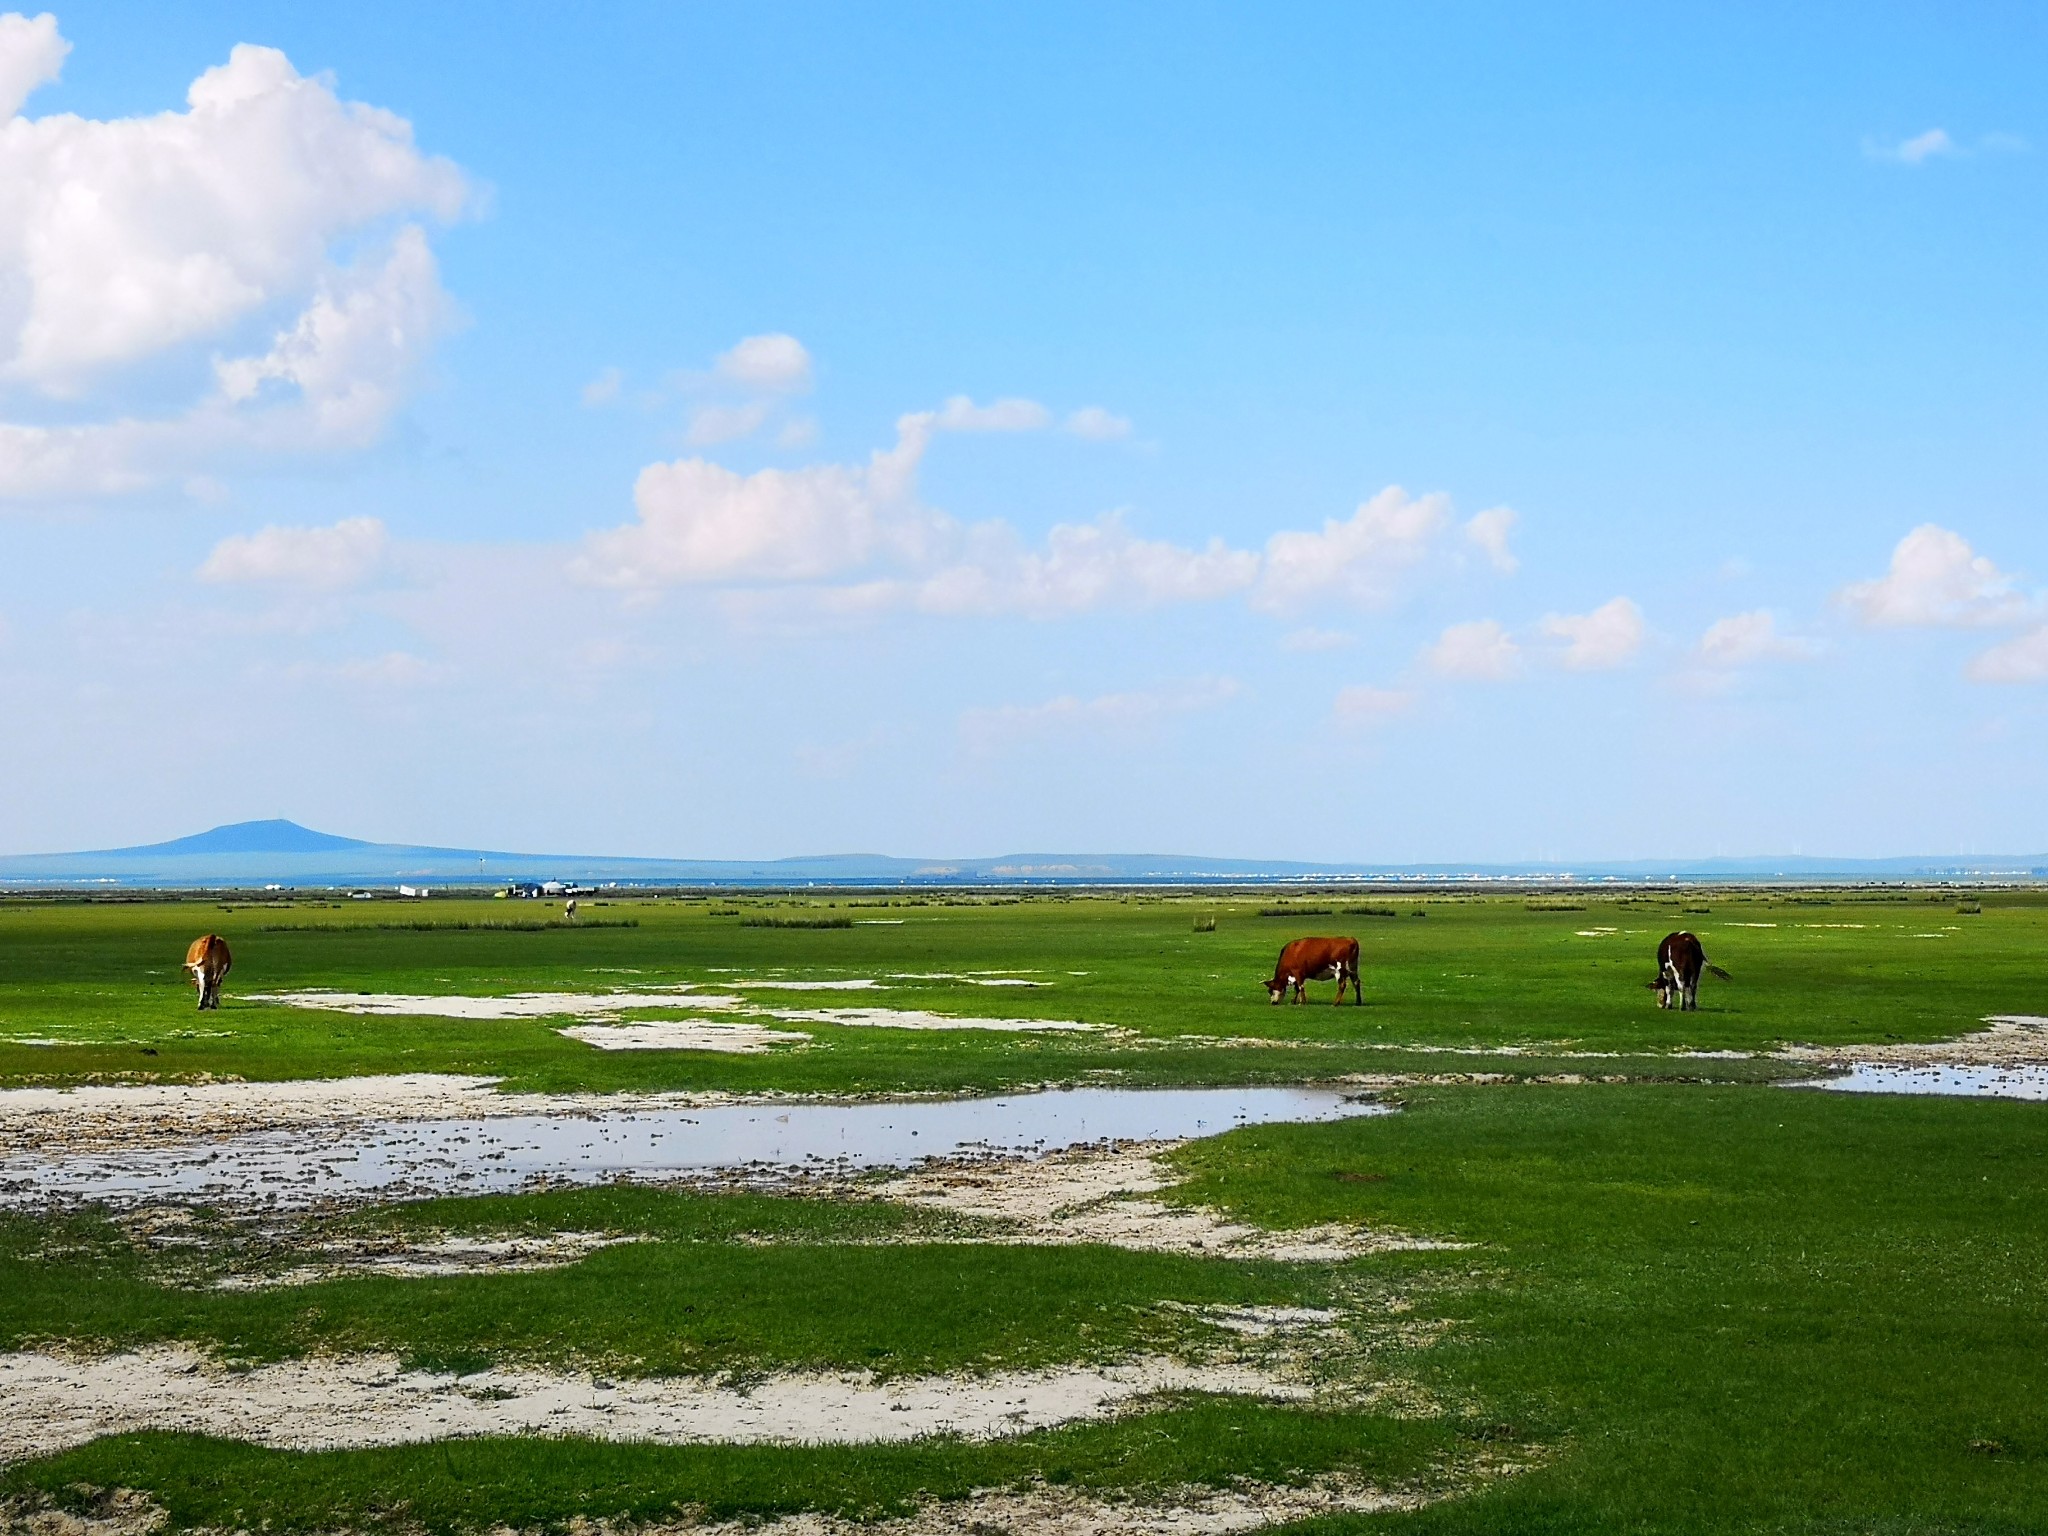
[960, 677, 1241, 754]
[1333, 684, 1417, 726]
[199, 517, 389, 589]
[1967, 627, 2048, 685]
[1864, 127, 2027, 165]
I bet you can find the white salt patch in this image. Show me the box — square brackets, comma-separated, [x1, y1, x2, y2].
[889, 973, 1045, 987]
[248, 989, 745, 1020]
[766, 1007, 1101, 1033]
[0, 1347, 1308, 1460]
[733, 979, 882, 991]
[559, 1021, 810, 1053]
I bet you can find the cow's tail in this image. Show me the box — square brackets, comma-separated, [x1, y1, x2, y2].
[1705, 963, 1732, 982]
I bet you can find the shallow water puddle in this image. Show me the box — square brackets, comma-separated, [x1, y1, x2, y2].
[0, 1086, 1386, 1210]
[1789, 1063, 2048, 1101]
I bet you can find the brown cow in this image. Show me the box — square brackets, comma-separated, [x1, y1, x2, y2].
[1653, 930, 1729, 1011]
[1266, 936, 1362, 1005]
[185, 934, 232, 1011]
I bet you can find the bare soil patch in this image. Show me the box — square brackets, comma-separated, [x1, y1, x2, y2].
[1780, 1015, 2048, 1068]
[0, 1348, 1312, 1463]
[877, 1142, 1456, 1261]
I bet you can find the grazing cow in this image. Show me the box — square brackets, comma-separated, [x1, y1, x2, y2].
[1266, 936, 1363, 1005]
[564, 899, 578, 923]
[1653, 930, 1729, 1011]
[184, 934, 232, 1011]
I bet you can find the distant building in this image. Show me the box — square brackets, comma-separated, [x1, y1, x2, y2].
[397, 885, 430, 898]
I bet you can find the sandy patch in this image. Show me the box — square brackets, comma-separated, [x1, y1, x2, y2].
[765, 1007, 1103, 1033]
[559, 1021, 810, 1053]
[878, 1142, 1452, 1261]
[248, 988, 747, 1020]
[0, 1478, 1446, 1536]
[211, 1231, 646, 1288]
[1781, 1015, 2048, 1068]
[733, 979, 881, 991]
[703, 1476, 1428, 1535]
[0, 1347, 1310, 1463]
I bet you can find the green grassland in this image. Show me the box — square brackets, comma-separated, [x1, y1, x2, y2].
[3, 889, 2047, 1532]
[1, 887, 2040, 1092]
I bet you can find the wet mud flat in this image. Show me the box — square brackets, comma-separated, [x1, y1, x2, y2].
[0, 1085, 1389, 1211]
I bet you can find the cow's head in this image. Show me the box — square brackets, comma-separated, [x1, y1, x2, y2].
[1265, 976, 1286, 1004]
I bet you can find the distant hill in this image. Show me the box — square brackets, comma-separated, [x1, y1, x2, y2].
[0, 819, 2042, 888]
[105, 819, 372, 856]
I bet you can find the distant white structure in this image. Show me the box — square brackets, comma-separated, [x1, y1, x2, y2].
[397, 885, 431, 898]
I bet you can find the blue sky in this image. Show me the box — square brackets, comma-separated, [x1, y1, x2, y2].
[1, 3, 2044, 861]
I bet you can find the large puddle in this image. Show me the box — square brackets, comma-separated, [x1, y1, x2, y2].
[1789, 1064, 2048, 1102]
[0, 1086, 1386, 1210]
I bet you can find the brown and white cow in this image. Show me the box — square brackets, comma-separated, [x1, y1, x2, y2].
[185, 934, 232, 1011]
[1266, 936, 1362, 1005]
[1653, 930, 1728, 1011]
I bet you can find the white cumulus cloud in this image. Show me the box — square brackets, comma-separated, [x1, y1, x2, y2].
[0, 11, 66, 119]
[198, 516, 389, 587]
[1539, 596, 1645, 670]
[0, 22, 470, 497]
[713, 333, 813, 393]
[1254, 486, 1450, 612]
[1425, 619, 1521, 681]
[1837, 524, 2029, 628]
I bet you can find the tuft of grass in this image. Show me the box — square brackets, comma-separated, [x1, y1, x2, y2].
[1192, 916, 1217, 932]
[740, 916, 854, 930]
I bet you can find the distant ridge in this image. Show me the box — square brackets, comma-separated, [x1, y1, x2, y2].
[104, 819, 373, 857]
[0, 819, 2043, 888]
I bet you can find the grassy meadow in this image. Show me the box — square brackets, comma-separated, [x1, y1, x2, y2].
[3, 887, 2047, 1532]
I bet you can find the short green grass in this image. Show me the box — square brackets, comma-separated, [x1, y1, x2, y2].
[1172, 1083, 2048, 1532]
[5, 890, 2048, 1531]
